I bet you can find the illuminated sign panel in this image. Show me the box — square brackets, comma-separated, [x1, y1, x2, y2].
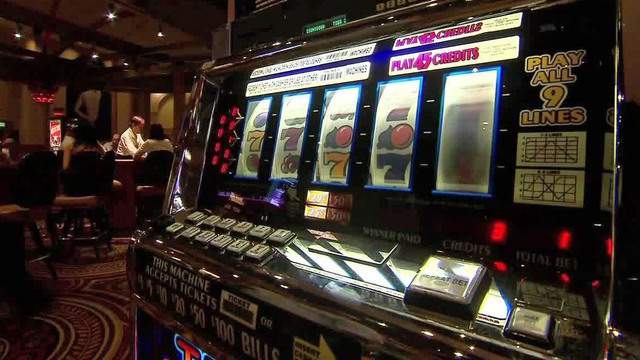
[393, 12, 522, 51]
[246, 62, 371, 97]
[250, 43, 374, 79]
[236, 97, 272, 178]
[389, 36, 520, 76]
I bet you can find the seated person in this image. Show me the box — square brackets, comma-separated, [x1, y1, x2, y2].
[62, 121, 102, 196]
[100, 133, 120, 153]
[134, 124, 173, 161]
[116, 116, 145, 157]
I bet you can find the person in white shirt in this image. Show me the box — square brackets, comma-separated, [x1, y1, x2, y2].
[134, 124, 174, 161]
[116, 116, 145, 157]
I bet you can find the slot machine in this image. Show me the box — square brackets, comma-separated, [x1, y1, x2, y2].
[128, 0, 636, 358]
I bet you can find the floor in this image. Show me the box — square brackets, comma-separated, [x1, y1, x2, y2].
[0, 239, 132, 360]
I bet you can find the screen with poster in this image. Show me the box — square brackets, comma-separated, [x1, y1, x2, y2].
[368, 77, 422, 190]
[435, 68, 501, 195]
[236, 97, 273, 178]
[271, 92, 312, 180]
[314, 85, 362, 185]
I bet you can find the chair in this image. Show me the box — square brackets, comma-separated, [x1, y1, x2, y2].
[135, 150, 174, 222]
[53, 151, 116, 259]
[0, 151, 59, 279]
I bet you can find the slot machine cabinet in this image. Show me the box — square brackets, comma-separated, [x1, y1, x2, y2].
[128, 0, 635, 359]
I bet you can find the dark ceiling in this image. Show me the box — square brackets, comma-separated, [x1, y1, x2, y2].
[0, 0, 228, 91]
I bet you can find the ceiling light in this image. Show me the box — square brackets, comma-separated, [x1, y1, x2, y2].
[157, 23, 165, 38]
[123, 61, 129, 66]
[92, 52, 99, 59]
[14, 24, 22, 39]
[106, 3, 117, 20]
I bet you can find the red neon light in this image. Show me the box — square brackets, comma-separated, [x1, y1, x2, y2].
[560, 272, 571, 284]
[220, 162, 230, 174]
[214, 142, 222, 153]
[223, 149, 231, 159]
[219, 114, 227, 125]
[489, 221, 508, 244]
[216, 128, 224, 139]
[231, 106, 240, 116]
[228, 135, 237, 144]
[175, 337, 201, 360]
[557, 230, 572, 250]
[228, 120, 236, 131]
[606, 237, 613, 257]
[211, 155, 220, 166]
[493, 261, 508, 273]
[592, 279, 601, 289]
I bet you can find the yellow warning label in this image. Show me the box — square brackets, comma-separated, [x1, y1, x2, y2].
[293, 335, 336, 360]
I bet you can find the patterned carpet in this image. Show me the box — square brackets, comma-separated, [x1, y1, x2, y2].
[0, 241, 132, 360]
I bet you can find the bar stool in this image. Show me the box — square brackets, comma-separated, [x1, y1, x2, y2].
[0, 151, 59, 279]
[135, 150, 173, 222]
[53, 151, 116, 259]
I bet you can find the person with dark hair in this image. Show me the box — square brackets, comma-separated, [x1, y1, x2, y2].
[116, 115, 145, 157]
[62, 120, 100, 170]
[134, 123, 173, 161]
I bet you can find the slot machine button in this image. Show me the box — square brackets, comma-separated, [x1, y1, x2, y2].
[165, 222, 185, 234]
[267, 229, 295, 245]
[226, 239, 252, 255]
[209, 235, 235, 249]
[231, 221, 254, 235]
[194, 230, 217, 245]
[505, 307, 554, 344]
[215, 218, 238, 231]
[245, 244, 272, 261]
[248, 225, 274, 241]
[201, 215, 222, 228]
[186, 211, 208, 223]
[178, 227, 201, 240]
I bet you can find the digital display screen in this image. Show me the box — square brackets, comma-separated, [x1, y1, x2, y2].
[368, 77, 422, 190]
[236, 97, 272, 178]
[306, 190, 330, 206]
[271, 92, 312, 180]
[314, 85, 362, 185]
[435, 68, 500, 195]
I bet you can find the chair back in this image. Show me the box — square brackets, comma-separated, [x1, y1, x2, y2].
[63, 151, 101, 196]
[14, 151, 58, 208]
[97, 151, 116, 195]
[138, 150, 174, 186]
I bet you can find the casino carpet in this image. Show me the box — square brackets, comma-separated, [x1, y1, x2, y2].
[0, 239, 132, 360]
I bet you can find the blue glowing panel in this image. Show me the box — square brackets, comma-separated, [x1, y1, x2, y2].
[314, 85, 362, 185]
[271, 92, 312, 180]
[368, 77, 423, 190]
[434, 67, 501, 196]
[236, 97, 272, 179]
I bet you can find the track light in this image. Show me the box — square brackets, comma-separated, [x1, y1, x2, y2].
[14, 24, 22, 39]
[106, 3, 117, 20]
[157, 23, 164, 38]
